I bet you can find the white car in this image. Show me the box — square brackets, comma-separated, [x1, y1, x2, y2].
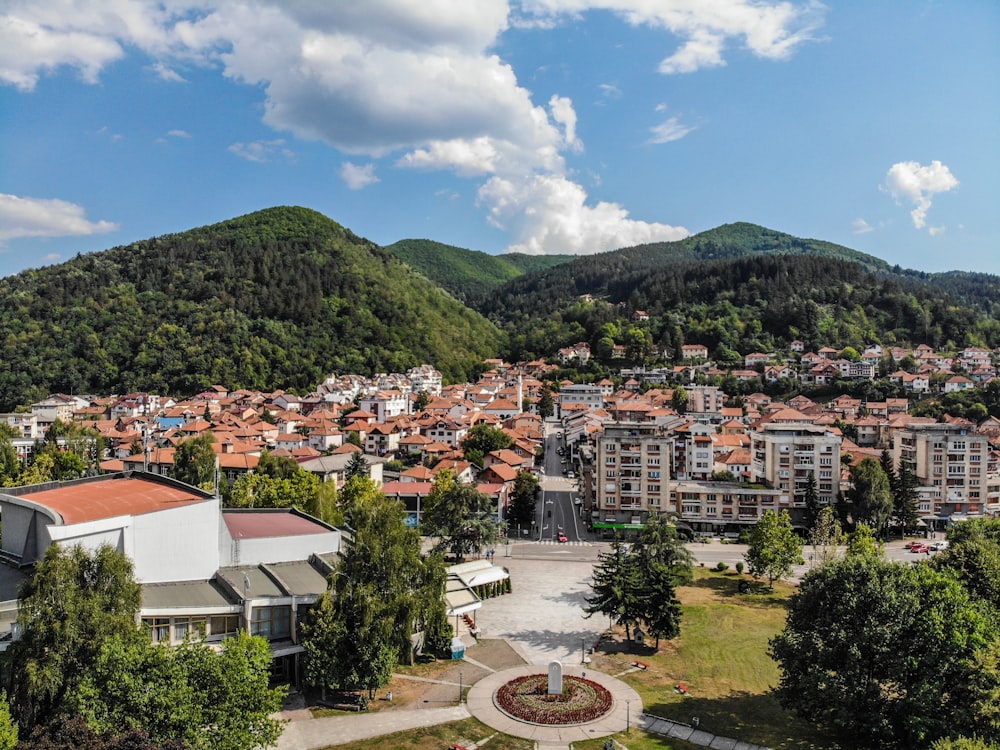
[930, 540, 950, 551]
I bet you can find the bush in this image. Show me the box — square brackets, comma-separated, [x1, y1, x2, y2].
[738, 529, 752, 544]
[715, 561, 729, 572]
[735, 561, 744, 574]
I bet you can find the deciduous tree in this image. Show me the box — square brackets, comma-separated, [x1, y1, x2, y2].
[744, 509, 803, 589]
[847, 457, 893, 536]
[770, 556, 1000, 748]
[422, 472, 503, 561]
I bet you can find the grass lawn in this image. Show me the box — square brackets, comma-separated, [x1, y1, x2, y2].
[316, 717, 534, 750]
[584, 568, 837, 750]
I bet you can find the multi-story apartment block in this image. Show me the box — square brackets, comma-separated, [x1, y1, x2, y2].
[892, 423, 991, 527]
[592, 423, 670, 535]
[750, 423, 841, 519]
[672, 481, 787, 536]
[557, 384, 604, 419]
[686, 385, 725, 419]
[407, 365, 443, 396]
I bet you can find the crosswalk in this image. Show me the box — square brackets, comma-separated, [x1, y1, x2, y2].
[531, 539, 592, 546]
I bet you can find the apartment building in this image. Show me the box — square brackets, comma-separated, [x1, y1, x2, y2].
[892, 423, 992, 527]
[592, 423, 670, 534]
[750, 423, 841, 512]
[673, 480, 787, 536]
[557, 384, 604, 419]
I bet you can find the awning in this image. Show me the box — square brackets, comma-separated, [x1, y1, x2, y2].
[593, 522, 645, 530]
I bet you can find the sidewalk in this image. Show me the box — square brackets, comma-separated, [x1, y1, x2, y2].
[275, 705, 471, 750]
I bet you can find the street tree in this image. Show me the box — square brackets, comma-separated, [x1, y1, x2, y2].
[507, 471, 539, 530]
[583, 540, 643, 641]
[847, 457, 893, 536]
[808, 504, 843, 567]
[422, 471, 503, 561]
[845, 523, 884, 559]
[770, 556, 1000, 748]
[893, 460, 921, 534]
[932, 518, 1000, 612]
[6, 544, 142, 731]
[537, 388, 554, 419]
[744, 509, 803, 589]
[632, 514, 694, 587]
[801, 473, 820, 530]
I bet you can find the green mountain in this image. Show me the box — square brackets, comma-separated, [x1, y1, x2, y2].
[384, 239, 572, 302]
[0, 207, 502, 410]
[474, 225, 1000, 363]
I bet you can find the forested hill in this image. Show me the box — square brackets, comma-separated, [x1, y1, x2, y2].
[0, 207, 502, 410]
[384, 238, 571, 302]
[477, 243, 1000, 363]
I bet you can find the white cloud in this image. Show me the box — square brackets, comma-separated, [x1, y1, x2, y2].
[599, 83, 622, 99]
[549, 95, 582, 152]
[928, 226, 945, 237]
[883, 160, 959, 230]
[851, 218, 873, 234]
[228, 139, 294, 163]
[649, 116, 695, 144]
[151, 62, 186, 82]
[520, 0, 826, 74]
[340, 162, 380, 190]
[478, 174, 688, 255]
[0, 194, 118, 242]
[167, 129, 191, 138]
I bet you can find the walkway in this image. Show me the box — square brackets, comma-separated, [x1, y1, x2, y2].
[639, 714, 771, 750]
[275, 705, 471, 750]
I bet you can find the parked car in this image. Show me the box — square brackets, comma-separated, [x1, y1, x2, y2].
[930, 540, 950, 551]
[557, 533, 568, 543]
[904, 540, 925, 550]
[910, 543, 930, 553]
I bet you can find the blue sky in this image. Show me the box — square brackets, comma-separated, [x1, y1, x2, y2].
[1, 1, 998, 279]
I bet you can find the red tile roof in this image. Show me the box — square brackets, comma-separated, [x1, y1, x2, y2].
[21, 476, 209, 524]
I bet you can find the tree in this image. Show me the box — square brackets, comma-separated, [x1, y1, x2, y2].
[744, 510, 803, 589]
[630, 516, 692, 649]
[801, 473, 820, 530]
[537, 388, 554, 419]
[6, 544, 142, 730]
[172, 433, 217, 490]
[507, 471, 539, 529]
[71, 632, 285, 750]
[583, 540, 643, 641]
[769, 556, 1000, 748]
[0, 693, 15, 750]
[845, 523, 884, 558]
[460, 425, 513, 467]
[893, 460, 921, 534]
[932, 518, 1000, 612]
[808, 504, 843, 567]
[422, 472, 503, 561]
[847, 457, 893, 536]
[345, 450, 369, 481]
[672, 385, 688, 414]
[413, 390, 431, 413]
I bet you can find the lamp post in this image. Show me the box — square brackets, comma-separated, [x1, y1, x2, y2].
[581, 637, 586, 664]
[459, 671, 463, 704]
[626, 699, 631, 734]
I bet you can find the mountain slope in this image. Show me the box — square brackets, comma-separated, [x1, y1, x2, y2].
[0, 207, 502, 409]
[384, 239, 571, 302]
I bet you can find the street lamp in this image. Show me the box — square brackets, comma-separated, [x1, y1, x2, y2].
[626, 699, 631, 734]
[459, 670, 463, 704]
[581, 637, 586, 664]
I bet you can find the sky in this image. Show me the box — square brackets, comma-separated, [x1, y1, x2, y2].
[1, 1, 998, 280]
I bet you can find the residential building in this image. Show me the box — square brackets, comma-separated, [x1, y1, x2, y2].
[592, 423, 670, 535]
[750, 423, 841, 522]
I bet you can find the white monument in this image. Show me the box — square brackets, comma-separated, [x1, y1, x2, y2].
[548, 659, 563, 695]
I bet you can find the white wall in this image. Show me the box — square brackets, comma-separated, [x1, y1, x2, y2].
[130, 499, 222, 582]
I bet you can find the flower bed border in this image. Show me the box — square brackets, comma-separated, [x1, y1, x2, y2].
[493, 674, 614, 726]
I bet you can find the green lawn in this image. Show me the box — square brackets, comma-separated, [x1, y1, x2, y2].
[313, 717, 533, 750]
[584, 569, 837, 750]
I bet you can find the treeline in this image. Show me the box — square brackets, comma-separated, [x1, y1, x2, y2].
[0, 207, 501, 409]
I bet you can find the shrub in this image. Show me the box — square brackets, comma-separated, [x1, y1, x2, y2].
[735, 561, 744, 574]
[716, 561, 729, 572]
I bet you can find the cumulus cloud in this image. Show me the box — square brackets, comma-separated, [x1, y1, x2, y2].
[167, 129, 191, 138]
[340, 162, 380, 190]
[228, 139, 294, 163]
[851, 218, 873, 234]
[649, 116, 695, 144]
[0, 194, 118, 242]
[2, 0, 818, 253]
[478, 174, 688, 255]
[883, 160, 959, 230]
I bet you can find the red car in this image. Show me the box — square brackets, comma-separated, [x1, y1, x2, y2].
[557, 533, 568, 543]
[910, 543, 929, 553]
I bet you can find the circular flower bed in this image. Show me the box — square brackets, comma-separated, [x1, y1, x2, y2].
[494, 674, 614, 725]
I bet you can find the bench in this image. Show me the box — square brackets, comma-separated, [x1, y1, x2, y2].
[632, 660, 649, 670]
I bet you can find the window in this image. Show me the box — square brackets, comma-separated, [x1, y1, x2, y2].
[647, 457, 660, 466]
[605, 470, 617, 478]
[174, 616, 207, 641]
[143, 617, 170, 643]
[251, 606, 292, 641]
[210, 614, 241, 639]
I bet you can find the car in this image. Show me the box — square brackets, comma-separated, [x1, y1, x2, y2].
[557, 533, 568, 543]
[904, 540, 925, 550]
[566, 471, 575, 479]
[910, 543, 930, 553]
[930, 540, 950, 551]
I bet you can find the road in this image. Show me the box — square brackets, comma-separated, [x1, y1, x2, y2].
[536, 418, 584, 542]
